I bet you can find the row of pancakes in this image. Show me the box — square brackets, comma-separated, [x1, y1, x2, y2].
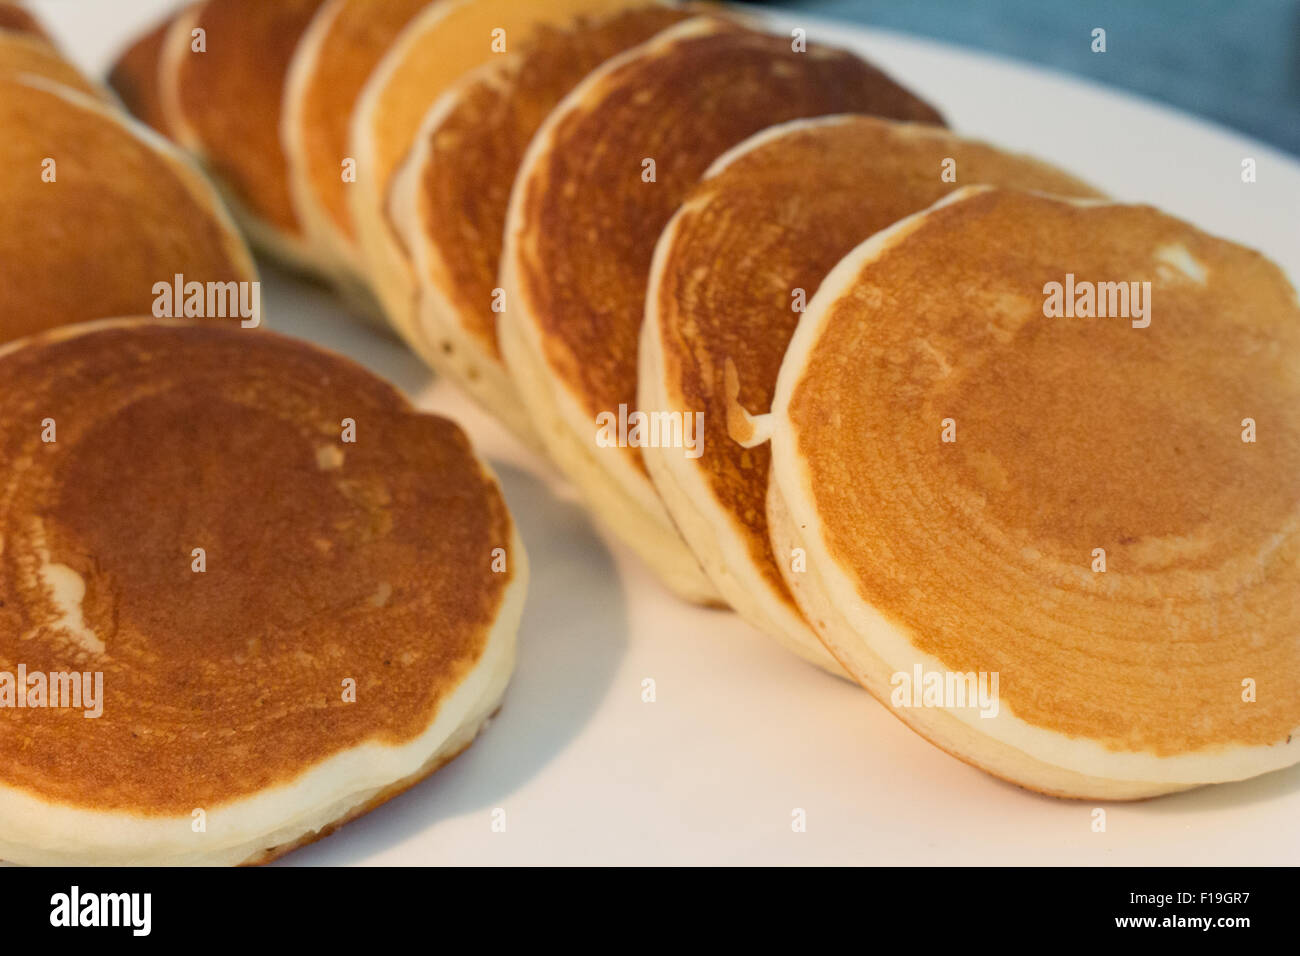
[113, 0, 1299, 800]
[2, 0, 1297, 862]
[0, 3, 525, 865]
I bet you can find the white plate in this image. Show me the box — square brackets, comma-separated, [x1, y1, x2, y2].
[29, 1, 1300, 865]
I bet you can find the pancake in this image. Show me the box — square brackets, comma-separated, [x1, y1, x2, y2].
[156, 3, 203, 147]
[499, 17, 944, 603]
[766, 186, 1300, 798]
[348, 0, 634, 345]
[388, 3, 692, 447]
[640, 116, 1103, 672]
[0, 319, 527, 865]
[0, 26, 106, 99]
[281, 0, 432, 281]
[169, 0, 331, 275]
[0, 76, 255, 345]
[108, 9, 182, 135]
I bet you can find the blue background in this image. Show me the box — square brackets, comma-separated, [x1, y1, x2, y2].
[745, 0, 1300, 157]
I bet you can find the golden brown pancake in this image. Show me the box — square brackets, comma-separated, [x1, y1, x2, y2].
[282, 0, 434, 279]
[0, 319, 527, 865]
[348, 0, 635, 344]
[171, 0, 330, 273]
[0, 76, 255, 345]
[640, 116, 1103, 671]
[107, 9, 179, 135]
[0, 27, 105, 99]
[0, 2, 48, 40]
[390, 3, 692, 445]
[767, 186, 1300, 798]
[499, 16, 944, 603]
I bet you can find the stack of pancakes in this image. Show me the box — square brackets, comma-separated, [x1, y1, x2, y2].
[115, 0, 1300, 801]
[0, 0, 1292, 863]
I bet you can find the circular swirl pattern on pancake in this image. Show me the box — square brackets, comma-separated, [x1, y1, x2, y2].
[776, 188, 1300, 770]
[644, 117, 1103, 660]
[0, 321, 518, 815]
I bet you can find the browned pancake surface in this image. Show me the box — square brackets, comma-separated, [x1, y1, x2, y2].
[298, 0, 433, 239]
[108, 11, 176, 134]
[0, 78, 250, 344]
[788, 189, 1300, 753]
[0, 323, 516, 814]
[0, 30, 104, 97]
[422, 4, 691, 358]
[513, 19, 943, 474]
[363, 0, 631, 224]
[177, 0, 327, 234]
[655, 118, 1102, 611]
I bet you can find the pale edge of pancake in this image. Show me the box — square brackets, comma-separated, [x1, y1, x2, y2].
[15, 73, 257, 287]
[278, 0, 390, 325]
[347, 0, 469, 346]
[638, 117, 889, 676]
[499, 289, 718, 603]
[159, 0, 335, 279]
[280, 0, 355, 275]
[637, 112, 1102, 679]
[0, 318, 529, 865]
[0, 30, 108, 101]
[641, 206, 846, 671]
[498, 17, 725, 605]
[387, 1, 688, 452]
[766, 185, 1300, 798]
[280, 0, 376, 295]
[347, 0, 650, 354]
[388, 69, 544, 451]
[158, 4, 203, 157]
